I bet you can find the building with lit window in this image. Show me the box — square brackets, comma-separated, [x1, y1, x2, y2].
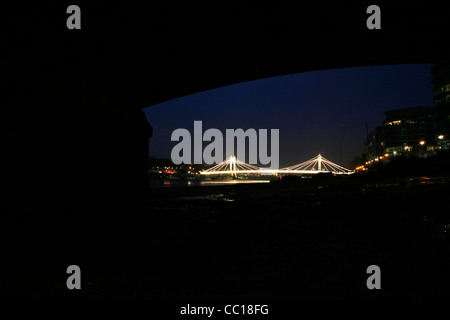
[383, 106, 435, 157]
[431, 62, 450, 150]
[365, 63, 450, 161]
[366, 126, 384, 161]
[366, 106, 436, 161]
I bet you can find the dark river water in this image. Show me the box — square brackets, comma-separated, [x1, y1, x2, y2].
[149, 178, 271, 188]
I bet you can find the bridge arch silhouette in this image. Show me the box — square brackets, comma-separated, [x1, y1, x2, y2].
[5, 3, 450, 299]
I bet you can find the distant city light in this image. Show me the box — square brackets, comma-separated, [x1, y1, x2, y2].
[355, 165, 367, 172]
[438, 135, 444, 140]
[419, 140, 425, 145]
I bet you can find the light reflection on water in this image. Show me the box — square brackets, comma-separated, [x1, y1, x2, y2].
[149, 179, 270, 188]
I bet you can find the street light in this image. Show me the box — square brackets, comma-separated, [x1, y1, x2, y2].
[438, 135, 444, 140]
[419, 140, 425, 146]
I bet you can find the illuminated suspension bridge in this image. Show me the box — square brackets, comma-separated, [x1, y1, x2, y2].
[200, 154, 354, 176]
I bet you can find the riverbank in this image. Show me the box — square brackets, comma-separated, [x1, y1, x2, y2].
[147, 175, 450, 299]
[4, 175, 450, 299]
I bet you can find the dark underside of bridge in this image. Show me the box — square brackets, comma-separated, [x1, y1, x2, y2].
[3, 2, 450, 300]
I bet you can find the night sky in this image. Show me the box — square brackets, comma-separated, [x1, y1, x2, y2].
[144, 64, 433, 168]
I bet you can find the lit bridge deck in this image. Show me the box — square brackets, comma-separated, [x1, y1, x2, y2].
[200, 154, 354, 176]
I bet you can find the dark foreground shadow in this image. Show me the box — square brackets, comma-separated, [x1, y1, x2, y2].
[4, 175, 450, 300]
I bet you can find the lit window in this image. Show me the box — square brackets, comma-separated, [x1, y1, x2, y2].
[446, 84, 450, 92]
[385, 120, 402, 125]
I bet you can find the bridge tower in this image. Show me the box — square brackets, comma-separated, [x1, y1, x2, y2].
[229, 156, 237, 177]
[317, 154, 322, 172]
